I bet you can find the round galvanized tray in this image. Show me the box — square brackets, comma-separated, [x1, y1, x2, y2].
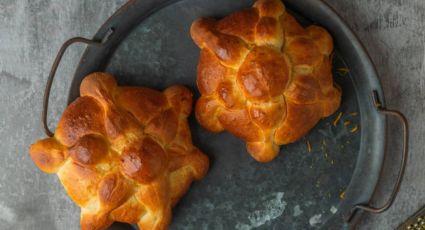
[41, 0, 408, 229]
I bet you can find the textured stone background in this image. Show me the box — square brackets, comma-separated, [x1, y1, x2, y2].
[0, 0, 423, 229]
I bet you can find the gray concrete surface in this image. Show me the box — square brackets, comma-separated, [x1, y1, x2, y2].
[0, 0, 423, 229]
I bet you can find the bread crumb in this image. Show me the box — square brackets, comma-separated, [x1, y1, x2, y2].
[339, 191, 346, 200]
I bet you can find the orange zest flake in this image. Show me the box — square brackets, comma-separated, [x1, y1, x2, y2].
[350, 125, 359, 133]
[340, 191, 346, 200]
[307, 140, 312, 153]
[350, 112, 358, 116]
[344, 120, 351, 126]
[336, 67, 350, 76]
[333, 112, 343, 127]
[324, 152, 329, 159]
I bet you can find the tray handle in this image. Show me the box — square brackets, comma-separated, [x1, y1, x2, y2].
[42, 30, 113, 137]
[346, 90, 409, 223]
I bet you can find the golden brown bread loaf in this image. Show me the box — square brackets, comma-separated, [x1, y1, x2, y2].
[191, 0, 341, 162]
[29, 73, 209, 230]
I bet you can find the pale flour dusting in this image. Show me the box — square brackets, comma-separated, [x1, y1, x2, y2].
[235, 192, 287, 230]
[309, 214, 322, 226]
[293, 205, 303, 217]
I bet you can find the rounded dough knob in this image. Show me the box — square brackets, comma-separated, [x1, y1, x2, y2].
[120, 137, 167, 184]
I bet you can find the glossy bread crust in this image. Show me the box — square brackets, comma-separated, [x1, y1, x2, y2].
[191, 0, 341, 162]
[29, 73, 209, 230]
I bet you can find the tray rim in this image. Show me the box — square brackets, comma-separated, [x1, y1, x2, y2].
[67, 0, 387, 228]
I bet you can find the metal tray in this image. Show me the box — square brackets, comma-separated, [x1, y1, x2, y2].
[41, 0, 408, 229]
